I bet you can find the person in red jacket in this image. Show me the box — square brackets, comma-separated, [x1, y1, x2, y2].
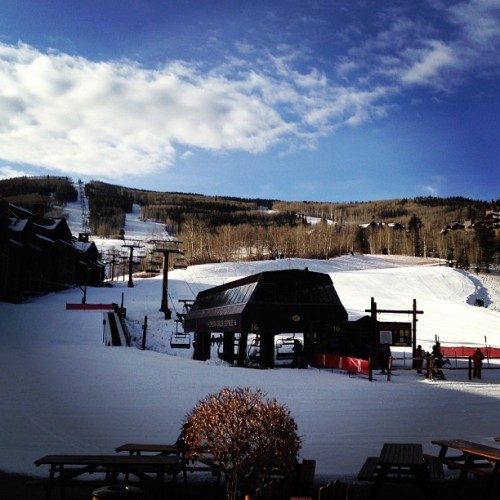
[472, 348, 485, 379]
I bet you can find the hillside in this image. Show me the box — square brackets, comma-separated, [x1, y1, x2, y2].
[1, 176, 498, 270]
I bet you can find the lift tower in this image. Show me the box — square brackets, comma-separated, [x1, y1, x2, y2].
[151, 239, 184, 319]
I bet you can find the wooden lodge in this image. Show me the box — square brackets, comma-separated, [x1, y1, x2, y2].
[0, 198, 104, 302]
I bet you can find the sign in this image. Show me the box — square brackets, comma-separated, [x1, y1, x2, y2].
[200, 314, 241, 332]
[379, 330, 393, 345]
[379, 322, 412, 346]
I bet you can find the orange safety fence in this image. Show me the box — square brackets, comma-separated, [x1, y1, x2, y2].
[316, 352, 370, 376]
[440, 346, 500, 358]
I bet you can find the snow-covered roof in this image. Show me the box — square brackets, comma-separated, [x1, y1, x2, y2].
[8, 218, 29, 232]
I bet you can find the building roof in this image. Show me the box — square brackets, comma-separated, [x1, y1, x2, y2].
[183, 268, 348, 334]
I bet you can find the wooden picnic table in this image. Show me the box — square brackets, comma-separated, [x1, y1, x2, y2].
[34, 453, 179, 500]
[115, 443, 183, 456]
[357, 442, 443, 499]
[115, 443, 189, 485]
[432, 438, 500, 498]
[115, 443, 221, 489]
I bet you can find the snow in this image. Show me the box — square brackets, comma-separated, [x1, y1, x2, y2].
[1, 201, 500, 483]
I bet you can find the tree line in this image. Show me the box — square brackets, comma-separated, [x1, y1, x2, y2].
[0, 175, 77, 213]
[2, 177, 498, 270]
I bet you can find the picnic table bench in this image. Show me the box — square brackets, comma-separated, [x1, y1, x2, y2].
[432, 438, 500, 498]
[115, 443, 221, 489]
[33, 453, 179, 500]
[357, 442, 443, 499]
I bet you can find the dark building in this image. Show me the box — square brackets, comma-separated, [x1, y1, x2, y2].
[0, 198, 104, 302]
[183, 268, 348, 367]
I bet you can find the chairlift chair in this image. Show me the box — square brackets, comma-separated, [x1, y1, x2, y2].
[248, 335, 260, 360]
[173, 257, 187, 269]
[275, 335, 298, 360]
[169, 319, 191, 349]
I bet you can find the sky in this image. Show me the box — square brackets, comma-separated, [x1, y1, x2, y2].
[1, 201, 499, 480]
[0, 0, 499, 202]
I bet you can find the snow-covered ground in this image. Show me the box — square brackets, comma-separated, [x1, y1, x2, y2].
[1, 199, 499, 483]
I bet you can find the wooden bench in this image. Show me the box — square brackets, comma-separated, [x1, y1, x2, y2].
[115, 442, 218, 471]
[432, 438, 500, 498]
[432, 439, 500, 469]
[115, 442, 221, 489]
[358, 455, 443, 484]
[33, 454, 179, 500]
[358, 444, 444, 499]
[441, 459, 494, 476]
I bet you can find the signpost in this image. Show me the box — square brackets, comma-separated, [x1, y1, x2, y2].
[366, 297, 424, 359]
[379, 322, 412, 346]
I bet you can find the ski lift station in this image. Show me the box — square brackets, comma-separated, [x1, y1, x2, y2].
[183, 269, 350, 368]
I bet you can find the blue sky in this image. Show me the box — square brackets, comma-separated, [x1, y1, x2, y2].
[0, 0, 498, 202]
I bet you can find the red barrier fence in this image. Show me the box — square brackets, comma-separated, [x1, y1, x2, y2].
[66, 303, 114, 310]
[316, 352, 370, 377]
[440, 346, 500, 357]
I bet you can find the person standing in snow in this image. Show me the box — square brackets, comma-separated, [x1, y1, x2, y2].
[293, 339, 304, 368]
[378, 343, 391, 374]
[472, 348, 485, 379]
[431, 342, 448, 380]
[414, 345, 424, 374]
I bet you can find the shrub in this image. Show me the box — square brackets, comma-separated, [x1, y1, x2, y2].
[181, 387, 301, 500]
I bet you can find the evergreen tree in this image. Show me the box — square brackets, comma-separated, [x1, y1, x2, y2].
[474, 220, 495, 270]
[408, 214, 422, 256]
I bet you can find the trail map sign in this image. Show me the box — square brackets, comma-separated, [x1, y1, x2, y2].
[379, 322, 412, 346]
[366, 298, 423, 354]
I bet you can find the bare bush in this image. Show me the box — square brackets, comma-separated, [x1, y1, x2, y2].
[181, 387, 301, 500]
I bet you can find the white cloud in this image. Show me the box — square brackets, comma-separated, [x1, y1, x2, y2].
[179, 150, 194, 160]
[0, 43, 293, 178]
[305, 86, 393, 129]
[337, 1, 500, 92]
[0, 42, 393, 181]
[234, 41, 255, 55]
[448, 0, 500, 47]
[401, 40, 457, 86]
[421, 174, 446, 196]
[423, 184, 439, 196]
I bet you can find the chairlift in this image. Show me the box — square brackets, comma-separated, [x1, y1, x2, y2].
[170, 320, 191, 349]
[275, 335, 299, 360]
[173, 257, 188, 269]
[248, 335, 260, 360]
